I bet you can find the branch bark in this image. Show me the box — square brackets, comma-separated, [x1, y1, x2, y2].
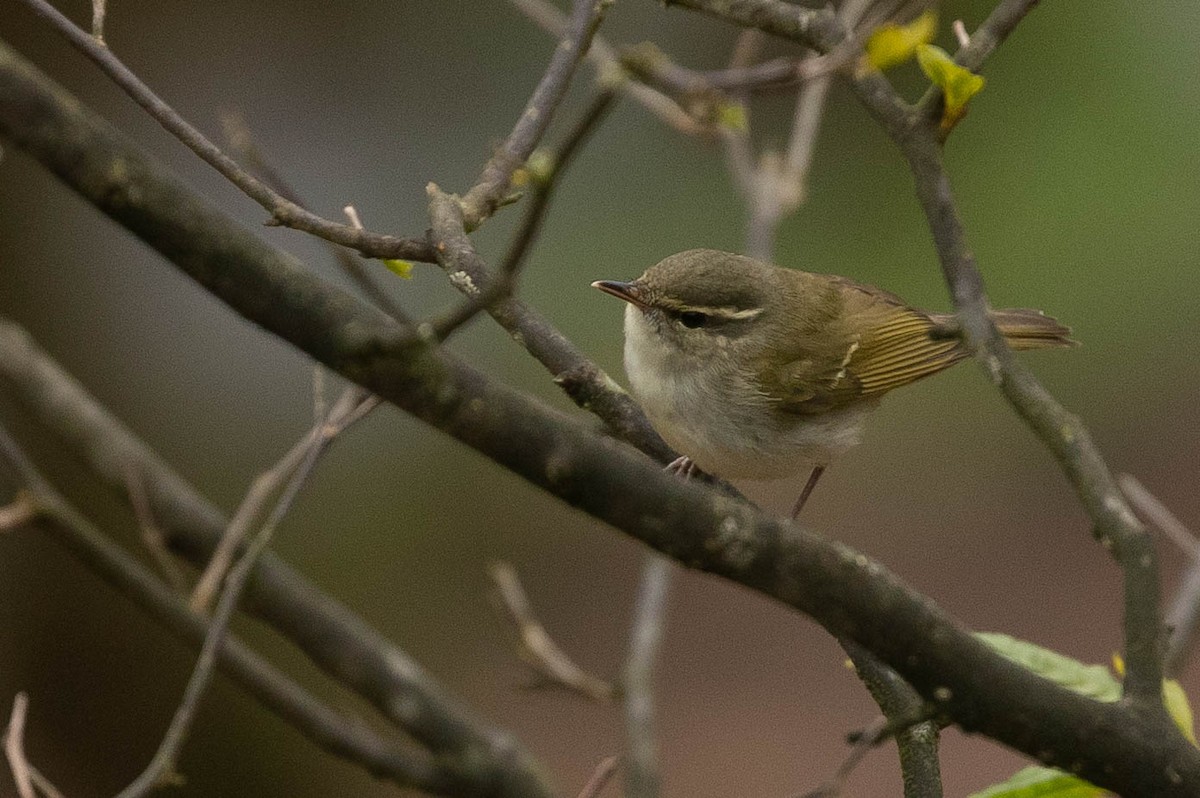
[0, 427, 453, 794]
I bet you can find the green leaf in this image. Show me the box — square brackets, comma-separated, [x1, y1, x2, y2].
[975, 633, 1121, 702]
[382, 259, 413, 279]
[968, 766, 1107, 798]
[1165, 678, 1197, 745]
[864, 10, 937, 72]
[916, 43, 985, 130]
[716, 102, 748, 132]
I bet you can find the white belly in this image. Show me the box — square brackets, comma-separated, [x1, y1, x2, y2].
[623, 307, 872, 480]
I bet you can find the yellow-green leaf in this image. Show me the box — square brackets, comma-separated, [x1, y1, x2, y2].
[383, 259, 413, 279]
[916, 43, 985, 130]
[968, 766, 1106, 798]
[1165, 679, 1197, 745]
[716, 102, 748, 132]
[524, 149, 556, 186]
[865, 10, 937, 72]
[976, 633, 1121, 702]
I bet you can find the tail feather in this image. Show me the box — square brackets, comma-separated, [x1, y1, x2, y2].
[990, 308, 1076, 350]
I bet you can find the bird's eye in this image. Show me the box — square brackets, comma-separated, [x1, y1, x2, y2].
[679, 311, 708, 329]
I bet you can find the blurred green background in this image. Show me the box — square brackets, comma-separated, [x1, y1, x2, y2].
[2, 0, 1199, 795]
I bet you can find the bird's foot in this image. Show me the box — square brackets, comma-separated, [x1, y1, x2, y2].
[665, 455, 701, 480]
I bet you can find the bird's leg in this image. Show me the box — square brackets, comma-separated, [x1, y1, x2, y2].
[791, 465, 826, 518]
[665, 455, 700, 479]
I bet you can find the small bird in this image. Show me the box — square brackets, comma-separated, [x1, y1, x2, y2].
[593, 249, 1074, 516]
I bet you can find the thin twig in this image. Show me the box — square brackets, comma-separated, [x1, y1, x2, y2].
[125, 466, 190, 594]
[460, 0, 612, 228]
[219, 112, 410, 321]
[0, 425, 447, 793]
[89, 0, 105, 43]
[489, 562, 615, 701]
[116, 389, 378, 797]
[15, 0, 434, 262]
[1119, 474, 1199, 557]
[621, 555, 672, 798]
[431, 90, 617, 340]
[508, 0, 705, 135]
[2, 694, 66, 798]
[800, 715, 889, 798]
[4, 693, 34, 798]
[0, 492, 37, 531]
[1120, 474, 1200, 677]
[952, 19, 970, 48]
[0, 317, 552, 798]
[575, 754, 621, 798]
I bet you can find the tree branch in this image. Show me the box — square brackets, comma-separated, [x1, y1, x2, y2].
[115, 389, 377, 798]
[0, 313, 553, 798]
[0, 426, 454, 795]
[841, 640, 942, 798]
[662, 0, 843, 52]
[1, 43, 1193, 795]
[459, 0, 612, 229]
[12, 0, 436, 262]
[621, 555, 671, 798]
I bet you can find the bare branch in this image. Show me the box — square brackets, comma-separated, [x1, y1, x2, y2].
[430, 90, 616, 341]
[0, 315, 553, 798]
[1120, 474, 1199, 556]
[14, 0, 435, 262]
[0, 491, 37, 532]
[90, 0, 105, 43]
[219, 112, 411, 321]
[0, 425, 450, 794]
[575, 755, 620, 798]
[621, 555, 672, 798]
[116, 389, 377, 798]
[662, 0, 843, 52]
[800, 715, 889, 798]
[190, 390, 376, 613]
[509, 0, 706, 135]
[460, 0, 612, 228]
[4, 693, 35, 798]
[489, 562, 615, 701]
[125, 466, 190, 595]
[840, 640, 942, 798]
[1120, 475, 1200, 677]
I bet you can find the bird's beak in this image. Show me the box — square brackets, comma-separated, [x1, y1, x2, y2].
[591, 280, 650, 310]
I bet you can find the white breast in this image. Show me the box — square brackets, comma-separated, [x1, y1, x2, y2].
[623, 305, 871, 480]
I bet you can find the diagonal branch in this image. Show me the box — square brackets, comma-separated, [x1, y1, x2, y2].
[0, 315, 553, 798]
[459, 0, 613, 229]
[0, 426, 452, 795]
[12, 0, 435, 262]
[115, 389, 377, 798]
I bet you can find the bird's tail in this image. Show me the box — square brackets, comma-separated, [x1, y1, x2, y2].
[991, 308, 1077, 350]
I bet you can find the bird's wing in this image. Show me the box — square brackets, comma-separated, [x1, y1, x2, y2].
[763, 281, 967, 414]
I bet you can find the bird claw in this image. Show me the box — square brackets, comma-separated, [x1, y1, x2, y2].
[665, 455, 701, 480]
